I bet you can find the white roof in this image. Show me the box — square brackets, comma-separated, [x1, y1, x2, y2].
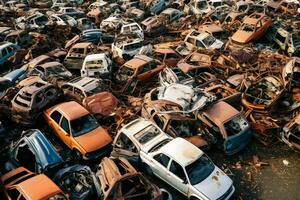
[121, 118, 153, 137]
[84, 53, 107, 62]
[160, 138, 203, 166]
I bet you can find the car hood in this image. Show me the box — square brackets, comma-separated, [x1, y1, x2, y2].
[193, 167, 232, 200]
[232, 30, 252, 44]
[74, 126, 112, 153]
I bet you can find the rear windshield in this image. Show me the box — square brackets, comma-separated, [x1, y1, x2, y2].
[134, 125, 160, 144]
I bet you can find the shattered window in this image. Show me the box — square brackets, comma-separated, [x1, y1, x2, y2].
[71, 48, 84, 54]
[185, 154, 215, 185]
[116, 132, 137, 152]
[134, 125, 160, 144]
[116, 66, 135, 82]
[224, 114, 249, 136]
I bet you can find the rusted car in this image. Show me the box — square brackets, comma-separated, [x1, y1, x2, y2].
[198, 22, 227, 40]
[241, 76, 285, 113]
[4, 30, 31, 48]
[54, 164, 99, 200]
[231, 13, 272, 44]
[11, 78, 63, 125]
[1, 167, 68, 200]
[28, 61, 73, 83]
[63, 42, 96, 70]
[141, 15, 166, 37]
[152, 48, 181, 67]
[62, 77, 118, 118]
[141, 100, 211, 149]
[197, 101, 252, 155]
[114, 55, 163, 93]
[44, 101, 112, 160]
[96, 157, 171, 200]
[281, 114, 300, 151]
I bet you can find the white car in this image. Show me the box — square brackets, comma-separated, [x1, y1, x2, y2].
[111, 33, 144, 59]
[112, 118, 235, 200]
[121, 22, 144, 40]
[141, 137, 235, 200]
[176, 30, 224, 55]
[81, 53, 112, 78]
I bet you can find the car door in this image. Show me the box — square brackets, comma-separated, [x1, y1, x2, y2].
[150, 153, 171, 181]
[167, 159, 189, 195]
[58, 116, 72, 148]
[112, 132, 140, 164]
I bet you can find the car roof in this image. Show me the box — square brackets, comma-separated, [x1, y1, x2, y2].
[204, 101, 239, 125]
[121, 118, 153, 137]
[68, 77, 99, 91]
[160, 138, 203, 166]
[17, 174, 62, 199]
[54, 101, 89, 120]
[71, 42, 92, 49]
[40, 61, 62, 68]
[124, 55, 153, 69]
[243, 13, 265, 25]
[84, 53, 106, 61]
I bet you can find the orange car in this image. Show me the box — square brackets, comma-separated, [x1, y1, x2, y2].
[1, 167, 67, 200]
[44, 101, 112, 160]
[231, 13, 272, 44]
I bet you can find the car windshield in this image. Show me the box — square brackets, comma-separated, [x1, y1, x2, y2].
[224, 114, 249, 136]
[71, 114, 99, 137]
[124, 42, 142, 51]
[134, 125, 161, 144]
[185, 154, 215, 185]
[202, 35, 216, 46]
[292, 34, 300, 46]
[241, 24, 255, 32]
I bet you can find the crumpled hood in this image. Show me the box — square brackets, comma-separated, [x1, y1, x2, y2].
[74, 126, 112, 153]
[193, 167, 233, 200]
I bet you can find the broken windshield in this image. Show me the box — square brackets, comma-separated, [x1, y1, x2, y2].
[134, 125, 161, 144]
[224, 114, 249, 136]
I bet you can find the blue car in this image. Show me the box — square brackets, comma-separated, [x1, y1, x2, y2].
[9, 129, 62, 173]
[0, 42, 19, 66]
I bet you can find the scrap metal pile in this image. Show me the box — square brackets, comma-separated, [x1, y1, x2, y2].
[0, 0, 299, 199]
